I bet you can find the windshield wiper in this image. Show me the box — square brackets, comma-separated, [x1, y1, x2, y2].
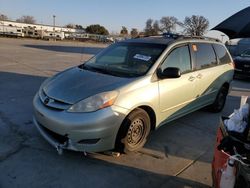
[79, 64, 102, 72]
[80, 64, 118, 76]
[79, 64, 140, 78]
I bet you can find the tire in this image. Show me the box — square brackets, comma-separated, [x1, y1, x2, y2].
[115, 108, 151, 153]
[208, 86, 228, 113]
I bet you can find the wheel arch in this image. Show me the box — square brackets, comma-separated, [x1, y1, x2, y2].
[137, 105, 156, 131]
[114, 105, 157, 152]
[221, 82, 230, 94]
[222, 82, 230, 92]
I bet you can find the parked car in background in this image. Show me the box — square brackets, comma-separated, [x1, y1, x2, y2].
[234, 48, 250, 78]
[33, 35, 234, 154]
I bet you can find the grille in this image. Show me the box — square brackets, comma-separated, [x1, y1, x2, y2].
[235, 62, 250, 71]
[39, 90, 71, 110]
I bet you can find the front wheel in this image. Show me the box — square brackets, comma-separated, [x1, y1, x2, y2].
[208, 86, 228, 113]
[115, 108, 151, 153]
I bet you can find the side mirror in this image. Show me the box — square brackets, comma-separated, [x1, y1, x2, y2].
[157, 67, 181, 79]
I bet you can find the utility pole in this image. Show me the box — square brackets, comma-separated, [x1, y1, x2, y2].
[53, 15, 56, 39]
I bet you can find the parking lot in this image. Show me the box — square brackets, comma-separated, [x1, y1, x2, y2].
[0, 37, 250, 188]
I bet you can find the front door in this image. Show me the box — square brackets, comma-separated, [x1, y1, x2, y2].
[158, 45, 198, 123]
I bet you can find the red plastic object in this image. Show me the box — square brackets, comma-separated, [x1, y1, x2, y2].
[212, 125, 230, 188]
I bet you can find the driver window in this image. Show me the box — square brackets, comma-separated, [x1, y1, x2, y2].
[161, 45, 191, 73]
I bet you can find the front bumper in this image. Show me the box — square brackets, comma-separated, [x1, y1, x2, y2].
[33, 93, 127, 152]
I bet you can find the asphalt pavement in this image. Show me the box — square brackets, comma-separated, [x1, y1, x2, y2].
[0, 38, 249, 188]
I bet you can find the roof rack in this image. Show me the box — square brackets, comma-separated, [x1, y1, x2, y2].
[141, 33, 221, 42]
[178, 35, 221, 42]
[142, 32, 181, 39]
[162, 32, 182, 39]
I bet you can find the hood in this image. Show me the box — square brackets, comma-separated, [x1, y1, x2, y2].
[212, 7, 250, 39]
[43, 67, 132, 104]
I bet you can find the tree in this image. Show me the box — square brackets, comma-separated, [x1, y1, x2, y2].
[144, 19, 160, 36]
[153, 20, 160, 35]
[65, 24, 84, 30]
[181, 15, 209, 36]
[144, 18, 153, 36]
[85, 24, 109, 35]
[0, 14, 8, 21]
[16, 15, 36, 24]
[160, 16, 180, 33]
[130, 28, 139, 38]
[75, 25, 83, 29]
[120, 26, 128, 35]
[65, 23, 75, 28]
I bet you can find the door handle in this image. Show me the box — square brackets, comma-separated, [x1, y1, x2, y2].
[196, 74, 203, 79]
[188, 76, 195, 81]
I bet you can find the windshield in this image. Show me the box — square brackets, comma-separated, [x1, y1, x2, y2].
[82, 42, 166, 77]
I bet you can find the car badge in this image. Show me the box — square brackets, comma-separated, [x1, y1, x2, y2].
[44, 97, 50, 105]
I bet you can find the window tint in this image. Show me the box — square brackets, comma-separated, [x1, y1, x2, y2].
[193, 43, 217, 69]
[213, 44, 231, 64]
[161, 45, 191, 73]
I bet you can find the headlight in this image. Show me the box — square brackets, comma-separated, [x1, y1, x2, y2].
[68, 91, 119, 113]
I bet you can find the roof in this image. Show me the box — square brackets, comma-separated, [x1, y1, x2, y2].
[122, 35, 221, 46]
[124, 36, 174, 45]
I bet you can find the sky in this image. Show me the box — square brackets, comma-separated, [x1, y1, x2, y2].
[0, 0, 249, 34]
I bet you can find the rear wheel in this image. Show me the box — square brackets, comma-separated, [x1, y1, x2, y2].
[115, 108, 151, 153]
[208, 86, 228, 113]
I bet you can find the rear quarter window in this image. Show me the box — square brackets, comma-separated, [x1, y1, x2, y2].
[193, 43, 217, 70]
[213, 44, 232, 64]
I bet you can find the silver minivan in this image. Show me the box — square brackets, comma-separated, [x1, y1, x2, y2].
[33, 35, 234, 153]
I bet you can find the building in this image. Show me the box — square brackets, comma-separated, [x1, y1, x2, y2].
[0, 20, 85, 39]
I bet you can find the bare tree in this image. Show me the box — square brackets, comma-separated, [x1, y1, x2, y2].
[153, 20, 160, 35]
[16, 15, 36, 24]
[144, 18, 154, 36]
[144, 19, 160, 36]
[160, 16, 180, 33]
[181, 15, 209, 36]
[0, 14, 8, 21]
[120, 26, 128, 36]
[130, 28, 139, 38]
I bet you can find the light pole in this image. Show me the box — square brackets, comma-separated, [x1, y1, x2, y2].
[53, 15, 56, 38]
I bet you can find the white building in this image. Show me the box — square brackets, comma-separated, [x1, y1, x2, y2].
[0, 20, 85, 38]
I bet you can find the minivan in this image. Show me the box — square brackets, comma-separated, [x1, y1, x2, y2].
[33, 35, 234, 154]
